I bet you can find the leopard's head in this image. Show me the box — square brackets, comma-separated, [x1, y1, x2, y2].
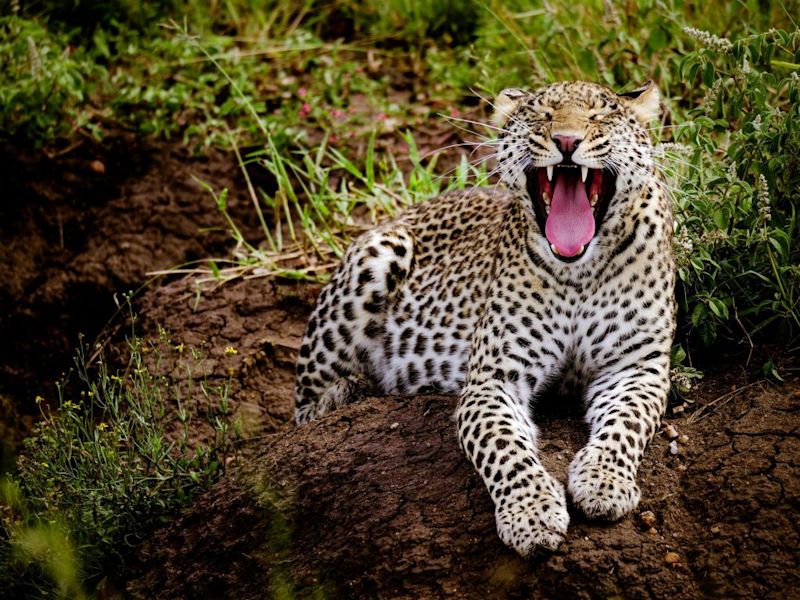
[493, 80, 660, 263]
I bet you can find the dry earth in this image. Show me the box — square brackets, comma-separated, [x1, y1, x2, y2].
[122, 276, 800, 599]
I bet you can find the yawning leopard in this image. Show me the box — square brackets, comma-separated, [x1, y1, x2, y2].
[294, 80, 676, 556]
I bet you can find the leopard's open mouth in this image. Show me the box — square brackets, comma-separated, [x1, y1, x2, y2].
[525, 164, 617, 263]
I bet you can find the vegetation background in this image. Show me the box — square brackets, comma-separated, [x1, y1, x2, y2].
[0, 0, 798, 597]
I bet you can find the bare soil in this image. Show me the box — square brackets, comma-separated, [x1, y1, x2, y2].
[0, 136, 258, 453]
[3, 133, 798, 598]
[122, 276, 799, 600]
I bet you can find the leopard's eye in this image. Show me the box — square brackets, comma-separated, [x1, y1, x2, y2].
[529, 107, 553, 121]
[589, 105, 620, 121]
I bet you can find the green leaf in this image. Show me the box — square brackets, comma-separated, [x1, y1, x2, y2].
[671, 345, 687, 365]
[703, 62, 716, 86]
[648, 27, 668, 52]
[708, 298, 729, 320]
[691, 303, 706, 327]
[577, 49, 597, 76]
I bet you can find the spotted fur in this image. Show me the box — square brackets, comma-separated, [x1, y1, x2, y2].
[294, 81, 676, 557]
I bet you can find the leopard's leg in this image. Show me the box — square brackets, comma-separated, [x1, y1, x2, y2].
[294, 226, 414, 424]
[567, 364, 670, 520]
[456, 382, 569, 555]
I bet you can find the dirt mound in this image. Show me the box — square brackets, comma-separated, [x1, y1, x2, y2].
[122, 277, 800, 599]
[131, 275, 317, 439]
[0, 137, 258, 421]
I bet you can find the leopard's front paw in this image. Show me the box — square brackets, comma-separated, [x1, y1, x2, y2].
[567, 444, 641, 521]
[494, 474, 569, 557]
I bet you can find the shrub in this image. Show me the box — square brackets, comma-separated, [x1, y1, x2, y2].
[672, 27, 800, 347]
[0, 323, 238, 597]
[0, 15, 104, 145]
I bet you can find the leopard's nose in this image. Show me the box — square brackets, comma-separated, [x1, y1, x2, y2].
[552, 135, 583, 159]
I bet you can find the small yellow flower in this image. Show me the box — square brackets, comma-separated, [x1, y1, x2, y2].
[224, 346, 238, 356]
[97, 423, 108, 431]
[35, 395, 44, 404]
[175, 342, 185, 353]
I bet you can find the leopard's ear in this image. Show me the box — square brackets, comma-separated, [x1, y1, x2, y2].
[492, 88, 529, 128]
[618, 80, 660, 126]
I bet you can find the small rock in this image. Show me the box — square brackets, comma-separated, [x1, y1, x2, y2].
[676, 463, 687, 472]
[710, 525, 721, 535]
[639, 510, 657, 528]
[678, 434, 689, 443]
[647, 527, 659, 537]
[669, 440, 679, 455]
[664, 424, 679, 439]
[390, 422, 399, 430]
[89, 159, 106, 174]
[664, 551, 681, 565]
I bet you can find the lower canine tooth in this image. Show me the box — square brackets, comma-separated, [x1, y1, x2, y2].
[550, 243, 559, 255]
[590, 194, 599, 207]
[578, 245, 585, 254]
[542, 192, 551, 205]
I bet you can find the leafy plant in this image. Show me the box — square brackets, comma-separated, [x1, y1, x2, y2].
[0, 318, 239, 596]
[0, 15, 104, 145]
[672, 27, 800, 347]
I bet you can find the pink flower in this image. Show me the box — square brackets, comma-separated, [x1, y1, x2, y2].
[298, 87, 308, 98]
[450, 108, 460, 117]
[331, 109, 345, 120]
[299, 103, 312, 119]
[376, 112, 387, 121]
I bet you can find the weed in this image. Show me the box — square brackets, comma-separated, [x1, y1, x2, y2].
[0, 312, 239, 596]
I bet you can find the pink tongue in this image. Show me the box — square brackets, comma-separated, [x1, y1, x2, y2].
[545, 173, 595, 257]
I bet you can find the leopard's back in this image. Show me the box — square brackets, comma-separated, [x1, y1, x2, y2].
[378, 189, 511, 394]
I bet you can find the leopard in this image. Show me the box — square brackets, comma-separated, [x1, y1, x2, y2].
[294, 80, 676, 557]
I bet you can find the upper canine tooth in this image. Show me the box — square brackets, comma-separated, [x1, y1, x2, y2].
[590, 193, 599, 207]
[546, 165, 553, 181]
[581, 166, 588, 182]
